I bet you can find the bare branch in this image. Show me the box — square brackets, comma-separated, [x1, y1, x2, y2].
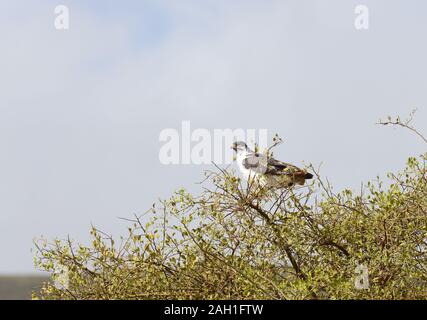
[377, 109, 427, 144]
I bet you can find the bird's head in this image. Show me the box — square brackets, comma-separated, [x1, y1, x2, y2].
[231, 141, 249, 153]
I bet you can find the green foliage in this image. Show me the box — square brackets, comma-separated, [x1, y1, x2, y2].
[34, 151, 427, 300]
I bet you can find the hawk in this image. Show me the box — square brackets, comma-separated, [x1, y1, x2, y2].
[231, 141, 313, 188]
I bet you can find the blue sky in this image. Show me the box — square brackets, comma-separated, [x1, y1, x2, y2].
[0, 0, 426, 273]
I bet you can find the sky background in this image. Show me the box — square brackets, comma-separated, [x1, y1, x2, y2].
[0, 0, 426, 273]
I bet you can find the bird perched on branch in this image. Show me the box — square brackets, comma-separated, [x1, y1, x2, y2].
[231, 141, 313, 188]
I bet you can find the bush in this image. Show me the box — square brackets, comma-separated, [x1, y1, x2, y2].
[34, 149, 427, 299]
[34, 113, 427, 300]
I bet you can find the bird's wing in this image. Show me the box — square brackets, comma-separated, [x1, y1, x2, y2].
[243, 153, 306, 176]
[265, 157, 302, 175]
[242, 152, 268, 174]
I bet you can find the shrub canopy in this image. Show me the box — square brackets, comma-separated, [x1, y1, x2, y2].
[34, 149, 427, 299]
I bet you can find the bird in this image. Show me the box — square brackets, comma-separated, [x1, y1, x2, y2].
[231, 141, 313, 188]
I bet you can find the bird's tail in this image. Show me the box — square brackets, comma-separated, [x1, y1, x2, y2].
[293, 171, 314, 185]
[305, 172, 313, 179]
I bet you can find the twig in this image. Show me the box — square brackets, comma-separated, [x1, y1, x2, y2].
[377, 109, 427, 144]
